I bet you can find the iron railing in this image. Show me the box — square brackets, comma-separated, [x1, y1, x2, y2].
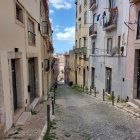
[103, 7, 118, 29]
[74, 47, 87, 55]
[89, 24, 97, 36]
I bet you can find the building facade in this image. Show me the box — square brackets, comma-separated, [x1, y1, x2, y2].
[64, 52, 70, 84]
[0, 0, 53, 133]
[74, 0, 89, 88]
[126, 0, 140, 103]
[87, 0, 130, 100]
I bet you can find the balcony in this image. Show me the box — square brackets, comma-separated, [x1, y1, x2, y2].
[89, 24, 97, 37]
[103, 7, 118, 31]
[42, 21, 49, 37]
[74, 47, 87, 55]
[89, 0, 96, 11]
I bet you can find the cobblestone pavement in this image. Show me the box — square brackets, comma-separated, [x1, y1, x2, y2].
[51, 84, 140, 140]
[3, 100, 47, 140]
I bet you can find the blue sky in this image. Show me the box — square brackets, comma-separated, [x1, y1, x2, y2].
[49, 0, 75, 54]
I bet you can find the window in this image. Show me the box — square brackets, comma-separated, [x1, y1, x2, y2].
[92, 42, 95, 54]
[84, 0, 87, 6]
[106, 68, 112, 93]
[79, 0, 82, 6]
[16, 3, 23, 23]
[83, 37, 86, 47]
[91, 68, 95, 89]
[79, 24, 81, 29]
[75, 40, 77, 48]
[117, 36, 121, 54]
[107, 38, 112, 54]
[84, 11, 87, 24]
[76, 22, 77, 31]
[109, 0, 116, 9]
[79, 0, 82, 14]
[137, 11, 140, 39]
[28, 19, 35, 46]
[93, 14, 96, 24]
[42, 21, 48, 35]
[79, 38, 81, 48]
[76, 5, 78, 18]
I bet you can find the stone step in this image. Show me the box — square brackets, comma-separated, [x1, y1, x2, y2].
[126, 101, 139, 109]
[30, 97, 40, 110]
[132, 99, 140, 108]
[16, 112, 31, 126]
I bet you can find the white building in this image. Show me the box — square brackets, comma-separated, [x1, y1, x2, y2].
[87, 0, 130, 99]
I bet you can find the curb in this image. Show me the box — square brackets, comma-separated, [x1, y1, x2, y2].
[37, 115, 55, 140]
[37, 122, 48, 140]
[85, 92, 140, 120]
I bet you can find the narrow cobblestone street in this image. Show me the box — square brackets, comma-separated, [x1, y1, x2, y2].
[51, 84, 140, 140]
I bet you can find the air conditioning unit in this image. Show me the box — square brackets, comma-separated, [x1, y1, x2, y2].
[110, 46, 119, 56]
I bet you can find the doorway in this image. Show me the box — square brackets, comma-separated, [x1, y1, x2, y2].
[28, 58, 36, 103]
[11, 59, 18, 112]
[91, 67, 95, 89]
[137, 59, 140, 99]
[83, 69, 86, 87]
[106, 67, 112, 93]
[75, 71, 77, 84]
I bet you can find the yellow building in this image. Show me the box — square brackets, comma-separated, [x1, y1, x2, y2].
[0, 0, 53, 133]
[69, 50, 76, 84]
[74, 0, 89, 88]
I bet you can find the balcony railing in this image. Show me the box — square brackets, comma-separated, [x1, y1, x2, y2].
[89, 0, 96, 10]
[74, 47, 87, 55]
[28, 31, 36, 46]
[103, 7, 118, 31]
[89, 24, 97, 37]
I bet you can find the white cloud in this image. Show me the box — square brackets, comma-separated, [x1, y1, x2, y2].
[49, 18, 53, 24]
[50, 9, 54, 14]
[56, 27, 75, 41]
[53, 25, 65, 32]
[49, 0, 72, 9]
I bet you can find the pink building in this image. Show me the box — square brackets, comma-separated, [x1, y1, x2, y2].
[126, 0, 140, 103]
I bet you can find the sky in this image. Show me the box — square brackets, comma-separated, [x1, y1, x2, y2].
[49, 0, 75, 54]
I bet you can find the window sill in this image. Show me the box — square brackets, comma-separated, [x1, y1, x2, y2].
[28, 44, 36, 47]
[15, 19, 24, 28]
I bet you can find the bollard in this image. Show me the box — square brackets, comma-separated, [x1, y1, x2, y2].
[103, 89, 105, 101]
[90, 86, 92, 95]
[52, 97, 55, 115]
[112, 91, 114, 106]
[47, 104, 50, 132]
[94, 87, 96, 97]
